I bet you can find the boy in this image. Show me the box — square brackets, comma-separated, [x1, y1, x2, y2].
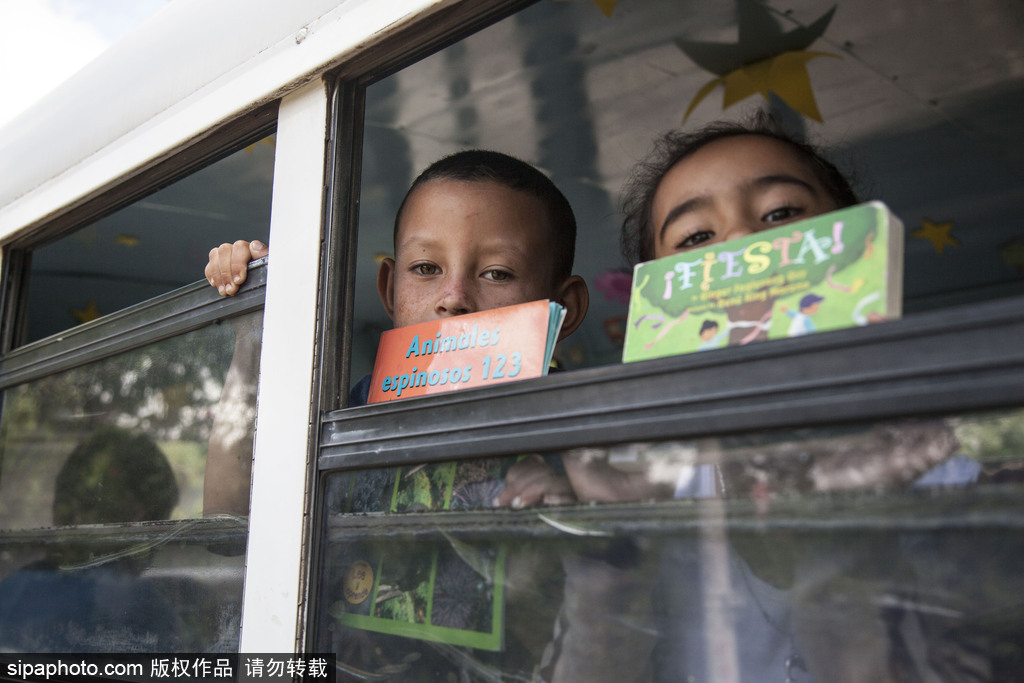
[207, 150, 589, 405]
[204, 151, 588, 515]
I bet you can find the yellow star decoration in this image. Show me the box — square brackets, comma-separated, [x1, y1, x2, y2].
[72, 226, 99, 250]
[73, 301, 101, 324]
[912, 219, 961, 255]
[244, 135, 277, 154]
[554, 0, 618, 18]
[998, 236, 1024, 275]
[685, 50, 840, 122]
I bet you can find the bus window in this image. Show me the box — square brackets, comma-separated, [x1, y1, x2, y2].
[314, 0, 1024, 677]
[345, 0, 1024, 384]
[17, 134, 274, 345]
[0, 118, 273, 651]
[314, 408, 1024, 679]
[0, 309, 261, 652]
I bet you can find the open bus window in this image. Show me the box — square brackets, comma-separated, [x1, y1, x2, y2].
[314, 407, 1024, 679]
[18, 135, 275, 345]
[0, 311, 260, 652]
[317, 0, 1024, 674]
[348, 0, 1024, 385]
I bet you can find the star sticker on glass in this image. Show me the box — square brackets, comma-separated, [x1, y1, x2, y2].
[998, 236, 1024, 275]
[677, 2, 840, 122]
[73, 301, 101, 324]
[912, 219, 961, 255]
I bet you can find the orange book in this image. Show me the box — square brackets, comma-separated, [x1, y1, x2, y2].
[367, 300, 566, 403]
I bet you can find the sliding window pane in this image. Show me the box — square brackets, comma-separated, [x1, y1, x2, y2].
[314, 409, 1024, 680]
[0, 311, 262, 652]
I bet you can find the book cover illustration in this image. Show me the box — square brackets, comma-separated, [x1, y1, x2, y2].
[329, 460, 511, 651]
[623, 201, 904, 363]
[368, 299, 565, 403]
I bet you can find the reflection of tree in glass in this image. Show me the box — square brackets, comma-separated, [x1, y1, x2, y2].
[718, 420, 959, 494]
[955, 411, 1024, 468]
[430, 545, 493, 633]
[2, 324, 236, 444]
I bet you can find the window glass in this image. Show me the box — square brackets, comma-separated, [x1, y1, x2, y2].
[0, 311, 261, 528]
[314, 408, 1024, 679]
[0, 311, 261, 652]
[21, 135, 275, 344]
[0, 533, 245, 653]
[348, 0, 1024, 381]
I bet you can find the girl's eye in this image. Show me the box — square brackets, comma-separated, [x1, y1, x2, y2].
[678, 230, 714, 250]
[413, 263, 439, 275]
[483, 269, 512, 282]
[763, 206, 802, 223]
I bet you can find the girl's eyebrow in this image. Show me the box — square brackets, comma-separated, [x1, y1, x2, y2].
[658, 173, 820, 241]
[658, 195, 710, 244]
[747, 173, 819, 196]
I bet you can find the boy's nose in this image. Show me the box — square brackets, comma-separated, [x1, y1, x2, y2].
[436, 275, 474, 317]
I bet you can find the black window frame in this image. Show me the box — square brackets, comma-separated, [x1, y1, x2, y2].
[320, 296, 1024, 470]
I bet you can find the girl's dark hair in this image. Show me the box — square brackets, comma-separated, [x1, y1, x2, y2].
[394, 150, 577, 282]
[620, 112, 858, 266]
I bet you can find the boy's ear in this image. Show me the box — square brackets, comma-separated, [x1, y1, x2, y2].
[376, 257, 397, 321]
[554, 275, 589, 341]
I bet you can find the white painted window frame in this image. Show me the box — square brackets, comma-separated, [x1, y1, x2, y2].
[240, 80, 329, 652]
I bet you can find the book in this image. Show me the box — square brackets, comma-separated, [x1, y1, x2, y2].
[328, 458, 516, 651]
[622, 201, 904, 363]
[367, 299, 566, 403]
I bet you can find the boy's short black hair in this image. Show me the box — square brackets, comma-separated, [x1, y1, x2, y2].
[54, 427, 178, 526]
[621, 112, 858, 266]
[699, 319, 719, 334]
[394, 150, 577, 282]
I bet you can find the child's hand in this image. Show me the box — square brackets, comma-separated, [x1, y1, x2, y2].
[205, 240, 269, 295]
[495, 454, 576, 508]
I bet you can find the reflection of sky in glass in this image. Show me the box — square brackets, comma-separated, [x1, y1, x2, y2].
[0, 313, 258, 527]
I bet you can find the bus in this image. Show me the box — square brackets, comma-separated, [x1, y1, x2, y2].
[0, 0, 1021, 679]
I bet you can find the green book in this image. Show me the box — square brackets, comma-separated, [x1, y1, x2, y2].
[622, 201, 904, 363]
[329, 460, 508, 651]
